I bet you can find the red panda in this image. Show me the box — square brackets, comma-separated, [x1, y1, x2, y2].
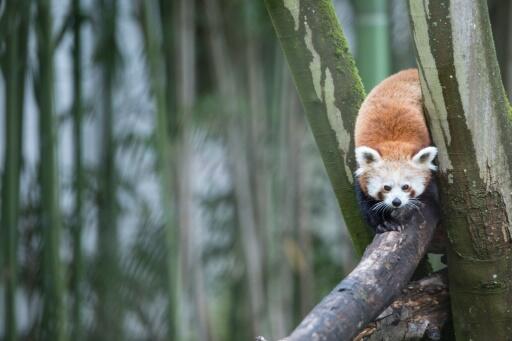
[354, 69, 438, 233]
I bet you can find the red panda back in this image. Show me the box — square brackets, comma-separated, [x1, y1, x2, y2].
[354, 69, 431, 160]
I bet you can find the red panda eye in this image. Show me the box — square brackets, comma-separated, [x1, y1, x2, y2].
[383, 185, 392, 191]
[402, 184, 410, 190]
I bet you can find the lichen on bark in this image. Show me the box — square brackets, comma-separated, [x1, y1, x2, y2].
[408, 0, 512, 339]
[265, 0, 372, 254]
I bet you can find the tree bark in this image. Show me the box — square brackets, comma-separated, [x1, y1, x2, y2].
[409, 0, 512, 339]
[488, 0, 512, 100]
[354, 271, 450, 341]
[282, 203, 438, 341]
[265, 0, 372, 255]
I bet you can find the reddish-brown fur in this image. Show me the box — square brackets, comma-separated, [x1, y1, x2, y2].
[355, 69, 431, 159]
[355, 69, 431, 192]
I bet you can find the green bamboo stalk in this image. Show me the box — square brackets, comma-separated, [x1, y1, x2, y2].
[93, 0, 121, 338]
[409, 0, 512, 338]
[159, 0, 178, 139]
[1, 1, 28, 339]
[138, 1, 178, 339]
[35, 0, 65, 339]
[265, 0, 373, 255]
[71, 0, 84, 339]
[353, 0, 391, 91]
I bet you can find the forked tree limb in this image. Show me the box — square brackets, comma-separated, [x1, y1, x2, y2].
[277, 203, 439, 341]
[355, 271, 449, 341]
[257, 268, 448, 341]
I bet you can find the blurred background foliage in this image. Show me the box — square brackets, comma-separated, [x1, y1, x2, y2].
[0, 0, 510, 340]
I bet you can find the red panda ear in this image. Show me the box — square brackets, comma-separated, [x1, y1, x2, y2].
[355, 146, 381, 168]
[412, 146, 438, 170]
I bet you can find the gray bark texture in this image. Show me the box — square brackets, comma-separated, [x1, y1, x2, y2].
[354, 271, 449, 341]
[277, 203, 439, 341]
[409, 0, 512, 339]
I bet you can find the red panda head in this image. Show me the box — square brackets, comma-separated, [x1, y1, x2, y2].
[355, 146, 437, 209]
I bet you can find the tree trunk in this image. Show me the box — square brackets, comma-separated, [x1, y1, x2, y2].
[488, 0, 512, 100]
[35, 0, 65, 339]
[409, 0, 512, 338]
[265, 0, 373, 255]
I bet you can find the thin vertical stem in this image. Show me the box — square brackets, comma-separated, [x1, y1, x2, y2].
[139, 1, 178, 338]
[353, 0, 391, 90]
[35, 0, 64, 338]
[1, 1, 25, 339]
[71, 0, 84, 339]
[93, 0, 121, 338]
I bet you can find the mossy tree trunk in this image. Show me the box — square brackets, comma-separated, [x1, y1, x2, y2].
[409, 0, 512, 339]
[35, 0, 65, 339]
[264, 0, 372, 256]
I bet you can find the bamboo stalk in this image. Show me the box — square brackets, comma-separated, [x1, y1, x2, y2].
[353, 0, 391, 91]
[93, 0, 122, 338]
[71, 0, 84, 339]
[138, 1, 178, 338]
[35, 0, 65, 338]
[1, 1, 28, 339]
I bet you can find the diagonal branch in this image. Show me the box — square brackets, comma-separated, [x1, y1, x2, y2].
[265, 0, 372, 255]
[281, 203, 439, 340]
[354, 271, 449, 341]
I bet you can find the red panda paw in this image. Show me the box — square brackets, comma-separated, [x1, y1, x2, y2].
[376, 221, 404, 233]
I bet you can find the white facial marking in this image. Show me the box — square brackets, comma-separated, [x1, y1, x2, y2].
[361, 158, 431, 209]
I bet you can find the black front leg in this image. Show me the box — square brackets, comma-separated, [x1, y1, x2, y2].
[355, 178, 397, 233]
[376, 220, 404, 233]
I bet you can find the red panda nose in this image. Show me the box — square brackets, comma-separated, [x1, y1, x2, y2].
[392, 198, 402, 207]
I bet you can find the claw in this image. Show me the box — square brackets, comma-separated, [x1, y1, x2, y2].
[375, 221, 404, 233]
[384, 220, 403, 231]
[376, 224, 388, 234]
